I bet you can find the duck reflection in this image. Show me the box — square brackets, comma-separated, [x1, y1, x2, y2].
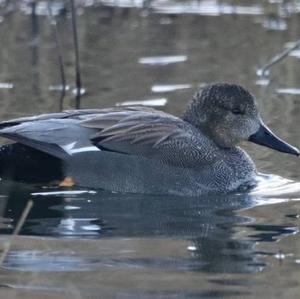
[1, 182, 297, 275]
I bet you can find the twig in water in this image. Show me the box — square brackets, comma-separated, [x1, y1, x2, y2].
[0, 200, 34, 265]
[258, 39, 300, 77]
[70, 0, 82, 109]
[47, 0, 66, 111]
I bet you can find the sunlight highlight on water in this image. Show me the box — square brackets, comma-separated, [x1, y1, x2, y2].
[261, 19, 287, 31]
[152, 2, 263, 16]
[255, 78, 270, 86]
[289, 49, 300, 58]
[276, 88, 300, 95]
[31, 190, 97, 196]
[116, 98, 167, 106]
[151, 84, 192, 93]
[0, 83, 14, 89]
[138, 55, 187, 65]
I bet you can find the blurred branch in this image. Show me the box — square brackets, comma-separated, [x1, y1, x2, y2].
[258, 39, 300, 77]
[70, 0, 82, 109]
[47, 0, 66, 111]
[0, 200, 34, 265]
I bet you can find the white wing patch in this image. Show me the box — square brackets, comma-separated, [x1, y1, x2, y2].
[61, 142, 100, 155]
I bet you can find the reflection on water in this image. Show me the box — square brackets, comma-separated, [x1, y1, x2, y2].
[116, 97, 167, 106]
[0, 0, 300, 298]
[138, 55, 188, 65]
[3, 250, 92, 272]
[151, 84, 192, 93]
[276, 88, 300, 95]
[0, 174, 299, 277]
[0, 83, 14, 89]
[0, 174, 299, 298]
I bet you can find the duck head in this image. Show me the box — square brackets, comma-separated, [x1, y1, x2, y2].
[183, 83, 299, 156]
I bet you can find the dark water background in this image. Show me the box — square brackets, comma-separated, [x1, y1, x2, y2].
[0, 1, 300, 298]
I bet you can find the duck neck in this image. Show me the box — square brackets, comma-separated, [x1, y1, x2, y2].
[182, 108, 235, 150]
[182, 101, 206, 130]
[183, 102, 218, 142]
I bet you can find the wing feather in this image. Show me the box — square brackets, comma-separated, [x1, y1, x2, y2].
[81, 110, 210, 167]
[0, 106, 214, 167]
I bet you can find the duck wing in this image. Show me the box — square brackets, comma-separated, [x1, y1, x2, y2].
[0, 109, 113, 159]
[0, 107, 212, 167]
[81, 108, 212, 168]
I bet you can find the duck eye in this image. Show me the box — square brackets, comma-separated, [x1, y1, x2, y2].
[232, 108, 244, 115]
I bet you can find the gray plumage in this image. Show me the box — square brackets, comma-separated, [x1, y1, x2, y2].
[1, 83, 295, 196]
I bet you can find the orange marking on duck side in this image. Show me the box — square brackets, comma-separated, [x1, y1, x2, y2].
[59, 176, 75, 187]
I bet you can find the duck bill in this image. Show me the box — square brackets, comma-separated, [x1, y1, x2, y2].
[249, 122, 299, 156]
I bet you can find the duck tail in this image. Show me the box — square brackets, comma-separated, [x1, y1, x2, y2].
[0, 143, 63, 183]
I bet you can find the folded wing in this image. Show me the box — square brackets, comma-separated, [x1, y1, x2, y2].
[81, 108, 211, 168]
[0, 107, 212, 167]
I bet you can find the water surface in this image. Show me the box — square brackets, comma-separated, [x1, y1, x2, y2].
[0, 1, 300, 298]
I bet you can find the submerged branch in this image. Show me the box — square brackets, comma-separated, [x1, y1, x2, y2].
[0, 200, 34, 265]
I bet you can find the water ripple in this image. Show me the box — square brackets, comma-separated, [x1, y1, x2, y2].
[2, 250, 91, 272]
[250, 173, 300, 202]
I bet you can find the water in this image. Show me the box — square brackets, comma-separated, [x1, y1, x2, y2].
[0, 0, 300, 298]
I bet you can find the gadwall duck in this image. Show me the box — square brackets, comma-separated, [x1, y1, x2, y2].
[0, 83, 298, 195]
